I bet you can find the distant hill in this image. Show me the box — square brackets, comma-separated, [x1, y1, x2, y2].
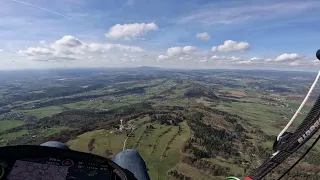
[184, 86, 218, 99]
[135, 66, 163, 71]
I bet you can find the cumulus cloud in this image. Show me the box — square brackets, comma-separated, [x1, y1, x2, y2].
[18, 35, 144, 61]
[210, 55, 272, 65]
[86, 43, 144, 53]
[211, 55, 240, 61]
[212, 40, 250, 52]
[183, 46, 197, 53]
[157, 55, 169, 60]
[196, 32, 210, 40]
[167, 46, 197, 57]
[19, 47, 53, 56]
[105, 23, 159, 40]
[237, 57, 265, 64]
[289, 61, 300, 66]
[275, 53, 300, 61]
[51, 35, 83, 48]
[167, 47, 183, 56]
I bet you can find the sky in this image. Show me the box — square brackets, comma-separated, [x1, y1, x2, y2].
[1, 0, 320, 71]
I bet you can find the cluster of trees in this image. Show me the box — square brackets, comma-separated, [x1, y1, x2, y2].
[182, 140, 210, 159]
[88, 138, 95, 151]
[186, 112, 235, 157]
[150, 113, 183, 125]
[167, 169, 191, 180]
[184, 86, 218, 100]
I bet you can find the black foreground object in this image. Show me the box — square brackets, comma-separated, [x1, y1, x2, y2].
[0, 145, 137, 180]
[316, 49, 320, 61]
[246, 86, 320, 179]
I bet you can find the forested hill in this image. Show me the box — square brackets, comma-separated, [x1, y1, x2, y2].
[0, 68, 319, 179]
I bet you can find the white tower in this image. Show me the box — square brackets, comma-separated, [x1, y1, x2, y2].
[119, 119, 124, 132]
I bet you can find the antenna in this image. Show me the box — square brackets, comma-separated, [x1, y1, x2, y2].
[119, 119, 124, 132]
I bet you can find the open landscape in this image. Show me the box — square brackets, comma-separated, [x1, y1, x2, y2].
[0, 68, 319, 179]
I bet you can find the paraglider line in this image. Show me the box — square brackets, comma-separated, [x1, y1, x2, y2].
[277, 70, 320, 140]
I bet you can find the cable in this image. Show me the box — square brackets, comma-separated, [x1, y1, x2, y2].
[277, 133, 320, 180]
[277, 70, 320, 141]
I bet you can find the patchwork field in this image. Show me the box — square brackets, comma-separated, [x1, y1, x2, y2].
[67, 116, 190, 180]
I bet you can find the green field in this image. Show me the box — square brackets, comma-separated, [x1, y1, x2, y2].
[0, 129, 28, 145]
[40, 126, 71, 137]
[205, 158, 244, 176]
[215, 102, 288, 135]
[145, 79, 178, 96]
[64, 101, 92, 109]
[174, 163, 225, 180]
[67, 116, 190, 180]
[21, 106, 62, 119]
[0, 120, 24, 132]
[64, 99, 133, 110]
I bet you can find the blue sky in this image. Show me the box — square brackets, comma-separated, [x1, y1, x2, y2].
[1, 0, 320, 71]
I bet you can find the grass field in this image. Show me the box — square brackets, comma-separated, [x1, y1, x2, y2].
[64, 99, 137, 110]
[0, 129, 28, 145]
[205, 158, 244, 176]
[21, 106, 62, 119]
[67, 116, 190, 180]
[145, 79, 178, 96]
[215, 102, 286, 135]
[174, 163, 225, 180]
[40, 126, 71, 137]
[0, 120, 24, 132]
[64, 101, 92, 109]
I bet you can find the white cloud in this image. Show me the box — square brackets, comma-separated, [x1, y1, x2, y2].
[313, 60, 320, 65]
[167, 46, 197, 56]
[212, 40, 250, 53]
[289, 61, 300, 66]
[183, 46, 197, 53]
[250, 57, 262, 61]
[18, 35, 144, 61]
[105, 23, 159, 40]
[86, 43, 144, 53]
[196, 32, 210, 40]
[51, 35, 83, 48]
[0, 49, 3, 52]
[18, 47, 53, 56]
[167, 47, 183, 56]
[157, 55, 169, 60]
[211, 55, 242, 62]
[238, 60, 251, 64]
[237, 57, 265, 64]
[275, 53, 300, 61]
